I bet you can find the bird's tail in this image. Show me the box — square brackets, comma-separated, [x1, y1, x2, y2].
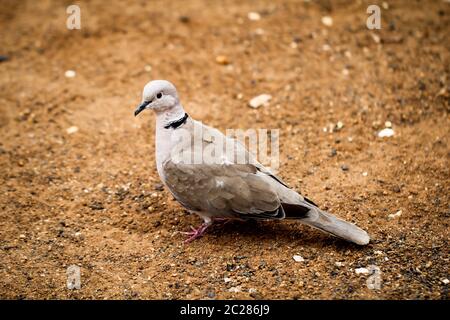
[282, 203, 370, 245]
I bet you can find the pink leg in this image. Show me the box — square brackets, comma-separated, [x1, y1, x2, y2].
[182, 217, 234, 243]
[182, 223, 210, 243]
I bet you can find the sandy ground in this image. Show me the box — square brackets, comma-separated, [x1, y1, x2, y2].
[0, 0, 449, 299]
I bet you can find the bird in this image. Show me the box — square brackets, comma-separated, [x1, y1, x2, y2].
[134, 80, 370, 245]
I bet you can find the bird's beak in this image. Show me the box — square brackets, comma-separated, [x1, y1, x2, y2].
[134, 101, 150, 117]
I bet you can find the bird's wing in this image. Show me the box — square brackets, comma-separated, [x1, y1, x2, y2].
[225, 131, 291, 188]
[162, 120, 290, 219]
[163, 160, 285, 219]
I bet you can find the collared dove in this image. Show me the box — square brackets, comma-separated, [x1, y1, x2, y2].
[134, 80, 370, 245]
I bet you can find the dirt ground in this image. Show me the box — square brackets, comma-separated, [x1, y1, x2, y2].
[0, 0, 449, 300]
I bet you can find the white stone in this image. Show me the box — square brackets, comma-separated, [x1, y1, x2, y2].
[321, 16, 333, 27]
[355, 267, 369, 274]
[388, 210, 402, 220]
[378, 128, 395, 138]
[293, 255, 304, 262]
[64, 70, 76, 78]
[248, 94, 272, 108]
[66, 126, 79, 134]
[248, 12, 261, 21]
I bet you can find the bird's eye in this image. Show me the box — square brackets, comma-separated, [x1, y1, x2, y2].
[156, 92, 162, 99]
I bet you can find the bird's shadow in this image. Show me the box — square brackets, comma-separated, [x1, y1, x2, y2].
[183, 218, 370, 251]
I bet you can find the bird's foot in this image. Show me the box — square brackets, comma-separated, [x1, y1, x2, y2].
[182, 223, 210, 243]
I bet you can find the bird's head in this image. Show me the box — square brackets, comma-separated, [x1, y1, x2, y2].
[134, 80, 179, 116]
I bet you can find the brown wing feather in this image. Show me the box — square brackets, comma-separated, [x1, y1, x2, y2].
[163, 161, 285, 219]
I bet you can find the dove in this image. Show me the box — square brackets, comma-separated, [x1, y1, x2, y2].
[134, 80, 370, 245]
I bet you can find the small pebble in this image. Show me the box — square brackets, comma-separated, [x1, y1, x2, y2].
[0, 55, 9, 63]
[293, 255, 304, 262]
[321, 16, 333, 27]
[144, 65, 152, 72]
[66, 126, 79, 134]
[341, 164, 349, 171]
[388, 210, 402, 220]
[362, 172, 368, 176]
[355, 267, 369, 274]
[215, 55, 229, 65]
[247, 12, 261, 21]
[378, 128, 395, 138]
[442, 278, 449, 285]
[384, 121, 392, 128]
[224, 277, 232, 283]
[179, 16, 190, 23]
[335, 262, 345, 267]
[248, 94, 272, 108]
[64, 70, 76, 78]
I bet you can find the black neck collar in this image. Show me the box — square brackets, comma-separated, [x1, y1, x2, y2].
[164, 113, 189, 129]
